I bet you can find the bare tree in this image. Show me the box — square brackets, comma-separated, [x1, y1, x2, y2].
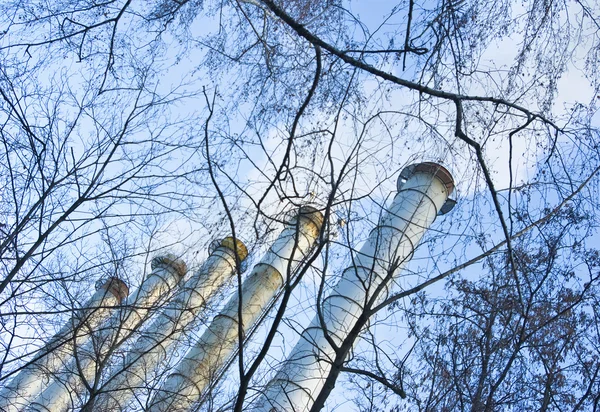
[0, 0, 599, 411]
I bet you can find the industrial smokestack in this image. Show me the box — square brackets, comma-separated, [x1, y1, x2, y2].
[254, 163, 455, 411]
[29, 254, 187, 412]
[146, 206, 324, 412]
[90, 237, 248, 411]
[0, 277, 129, 412]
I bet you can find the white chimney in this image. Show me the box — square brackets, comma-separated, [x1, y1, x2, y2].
[147, 206, 324, 412]
[254, 163, 455, 411]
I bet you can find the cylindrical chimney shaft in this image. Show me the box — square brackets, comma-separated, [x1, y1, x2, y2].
[0, 278, 128, 412]
[254, 163, 454, 412]
[29, 254, 187, 412]
[147, 206, 324, 412]
[90, 237, 248, 411]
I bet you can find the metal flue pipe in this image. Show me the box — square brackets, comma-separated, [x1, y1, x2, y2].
[254, 163, 455, 412]
[147, 206, 324, 412]
[0, 278, 129, 412]
[29, 254, 187, 412]
[90, 237, 248, 411]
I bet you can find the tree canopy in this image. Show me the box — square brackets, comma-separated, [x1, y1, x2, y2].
[0, 0, 599, 410]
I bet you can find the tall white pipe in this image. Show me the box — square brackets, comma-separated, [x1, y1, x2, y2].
[0, 277, 129, 412]
[29, 254, 187, 412]
[254, 163, 455, 412]
[147, 206, 324, 412]
[90, 237, 248, 411]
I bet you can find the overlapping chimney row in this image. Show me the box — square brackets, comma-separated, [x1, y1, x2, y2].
[0, 163, 455, 412]
[30, 255, 188, 412]
[0, 278, 128, 412]
[90, 237, 248, 411]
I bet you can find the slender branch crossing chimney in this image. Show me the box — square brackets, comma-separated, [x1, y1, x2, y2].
[146, 206, 324, 412]
[0, 277, 129, 412]
[29, 254, 187, 412]
[253, 163, 455, 411]
[90, 237, 248, 411]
